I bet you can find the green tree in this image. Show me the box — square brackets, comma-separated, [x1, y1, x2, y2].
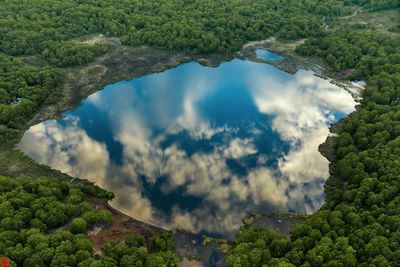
[70, 218, 87, 234]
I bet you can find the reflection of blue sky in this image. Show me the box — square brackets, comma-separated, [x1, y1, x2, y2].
[18, 59, 355, 238]
[256, 49, 284, 60]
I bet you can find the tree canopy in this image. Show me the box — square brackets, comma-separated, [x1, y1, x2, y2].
[228, 22, 400, 267]
[2, 0, 400, 265]
[0, 176, 177, 266]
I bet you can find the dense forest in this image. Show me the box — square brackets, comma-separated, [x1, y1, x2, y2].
[342, 0, 399, 10]
[0, 55, 61, 131]
[1, 0, 400, 266]
[0, 176, 178, 266]
[0, 0, 350, 56]
[227, 27, 400, 267]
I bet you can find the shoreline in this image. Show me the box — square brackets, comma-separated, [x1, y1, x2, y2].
[4, 35, 362, 265]
[16, 34, 361, 230]
[26, 34, 362, 129]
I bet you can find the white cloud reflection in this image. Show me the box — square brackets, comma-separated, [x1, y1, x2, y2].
[20, 118, 110, 187]
[18, 62, 355, 237]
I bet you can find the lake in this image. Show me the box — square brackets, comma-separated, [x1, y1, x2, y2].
[18, 54, 356, 238]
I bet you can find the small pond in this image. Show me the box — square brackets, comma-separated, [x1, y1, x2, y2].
[18, 58, 355, 238]
[256, 49, 284, 60]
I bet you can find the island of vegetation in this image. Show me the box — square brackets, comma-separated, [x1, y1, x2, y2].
[1, 0, 400, 266]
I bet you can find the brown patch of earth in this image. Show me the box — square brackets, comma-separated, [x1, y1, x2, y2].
[86, 198, 164, 255]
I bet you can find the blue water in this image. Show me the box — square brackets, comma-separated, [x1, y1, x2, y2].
[18, 59, 355, 238]
[256, 49, 284, 60]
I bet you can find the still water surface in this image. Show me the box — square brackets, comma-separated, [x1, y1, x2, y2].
[256, 49, 284, 60]
[18, 55, 355, 237]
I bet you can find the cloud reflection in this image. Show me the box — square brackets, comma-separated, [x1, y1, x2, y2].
[21, 118, 110, 187]
[18, 61, 355, 237]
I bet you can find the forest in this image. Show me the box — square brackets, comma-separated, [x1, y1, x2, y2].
[0, 0, 351, 56]
[227, 24, 400, 267]
[1, 0, 400, 266]
[0, 55, 61, 130]
[342, 0, 399, 10]
[0, 176, 177, 266]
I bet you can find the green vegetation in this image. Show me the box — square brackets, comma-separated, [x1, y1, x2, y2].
[82, 232, 178, 266]
[96, 210, 113, 225]
[295, 29, 399, 72]
[389, 10, 400, 32]
[87, 66, 106, 77]
[389, 24, 400, 32]
[227, 25, 400, 266]
[0, 0, 353, 149]
[0, 55, 61, 131]
[342, 0, 399, 10]
[226, 227, 275, 266]
[70, 218, 87, 234]
[2, 0, 400, 266]
[331, 8, 399, 36]
[42, 42, 110, 68]
[0, 0, 349, 57]
[0, 175, 177, 266]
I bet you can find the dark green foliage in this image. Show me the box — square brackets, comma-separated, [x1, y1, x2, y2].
[269, 239, 292, 258]
[0, 54, 61, 131]
[103, 233, 178, 266]
[341, 0, 399, 10]
[227, 5, 400, 264]
[81, 209, 113, 227]
[389, 24, 400, 33]
[0, 175, 177, 266]
[226, 228, 275, 267]
[124, 233, 145, 248]
[230, 28, 400, 266]
[70, 218, 87, 234]
[0, 0, 350, 57]
[0, 175, 100, 266]
[43, 42, 110, 68]
[96, 209, 113, 225]
[82, 211, 97, 226]
[150, 232, 175, 252]
[0, 0, 354, 146]
[295, 29, 400, 74]
[2, 0, 400, 266]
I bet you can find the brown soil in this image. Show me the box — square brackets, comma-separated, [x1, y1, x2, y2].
[86, 198, 164, 255]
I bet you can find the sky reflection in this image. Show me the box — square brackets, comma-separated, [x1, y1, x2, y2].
[18, 59, 355, 238]
[256, 49, 284, 60]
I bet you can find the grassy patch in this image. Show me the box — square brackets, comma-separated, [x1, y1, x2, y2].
[335, 8, 399, 35]
[0, 148, 71, 179]
[86, 66, 106, 77]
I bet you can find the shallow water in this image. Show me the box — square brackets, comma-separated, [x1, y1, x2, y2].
[256, 49, 284, 60]
[18, 59, 355, 238]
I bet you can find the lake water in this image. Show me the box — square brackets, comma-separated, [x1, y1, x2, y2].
[18, 59, 355, 238]
[256, 49, 284, 60]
